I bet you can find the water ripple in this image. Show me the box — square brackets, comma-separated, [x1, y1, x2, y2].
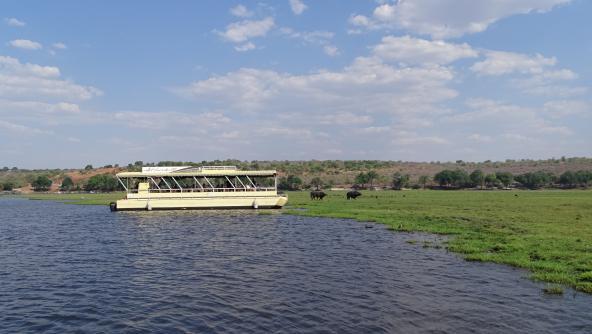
[0, 198, 591, 333]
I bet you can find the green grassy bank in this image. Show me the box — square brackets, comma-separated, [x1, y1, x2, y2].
[20, 190, 592, 293]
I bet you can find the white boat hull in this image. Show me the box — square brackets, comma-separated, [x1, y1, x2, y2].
[114, 192, 288, 211]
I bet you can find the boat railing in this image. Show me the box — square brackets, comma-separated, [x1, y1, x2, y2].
[199, 166, 238, 171]
[127, 187, 277, 194]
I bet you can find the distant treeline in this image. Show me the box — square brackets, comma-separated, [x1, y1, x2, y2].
[1, 158, 592, 192]
[277, 169, 592, 191]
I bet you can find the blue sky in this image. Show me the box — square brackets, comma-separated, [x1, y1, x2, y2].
[0, 0, 590, 168]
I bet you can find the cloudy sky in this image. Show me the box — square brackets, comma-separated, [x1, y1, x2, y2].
[1, 0, 590, 168]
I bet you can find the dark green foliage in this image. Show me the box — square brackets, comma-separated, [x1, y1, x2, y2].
[309, 177, 323, 190]
[1, 182, 14, 191]
[559, 171, 577, 187]
[355, 172, 369, 187]
[434, 169, 470, 188]
[418, 175, 430, 189]
[515, 171, 555, 189]
[278, 175, 303, 190]
[559, 170, 592, 188]
[484, 173, 498, 188]
[470, 170, 485, 189]
[496, 172, 514, 188]
[60, 176, 74, 191]
[31, 175, 52, 191]
[366, 171, 379, 188]
[392, 172, 410, 190]
[84, 174, 120, 192]
[84, 164, 93, 170]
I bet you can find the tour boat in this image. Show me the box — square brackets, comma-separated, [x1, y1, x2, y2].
[110, 166, 288, 211]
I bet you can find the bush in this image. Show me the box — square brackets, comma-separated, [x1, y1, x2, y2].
[60, 176, 74, 191]
[84, 174, 120, 192]
[31, 175, 52, 191]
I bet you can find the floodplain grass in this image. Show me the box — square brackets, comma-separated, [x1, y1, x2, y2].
[284, 190, 592, 294]
[17, 189, 592, 293]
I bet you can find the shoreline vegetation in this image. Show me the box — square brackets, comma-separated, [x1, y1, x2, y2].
[13, 189, 592, 294]
[2, 158, 592, 193]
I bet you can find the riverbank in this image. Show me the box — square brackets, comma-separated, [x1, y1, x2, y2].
[18, 190, 592, 293]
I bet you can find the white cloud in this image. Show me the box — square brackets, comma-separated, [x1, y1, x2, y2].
[0, 120, 52, 136]
[0, 55, 60, 77]
[52, 42, 67, 49]
[235, 42, 256, 52]
[467, 134, 493, 143]
[4, 18, 26, 27]
[356, 126, 390, 134]
[471, 51, 556, 76]
[373, 35, 478, 65]
[350, 14, 369, 26]
[230, 4, 253, 18]
[218, 17, 275, 43]
[323, 45, 339, 57]
[0, 100, 80, 114]
[0, 55, 102, 101]
[174, 56, 457, 114]
[171, 53, 459, 159]
[113, 111, 230, 130]
[54, 102, 80, 113]
[393, 131, 449, 146]
[543, 100, 591, 118]
[316, 112, 372, 125]
[280, 28, 336, 55]
[350, 0, 571, 39]
[446, 98, 574, 144]
[471, 50, 585, 97]
[8, 39, 43, 50]
[279, 28, 334, 45]
[289, 0, 308, 15]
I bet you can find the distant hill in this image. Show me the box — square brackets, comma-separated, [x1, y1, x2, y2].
[1, 157, 591, 193]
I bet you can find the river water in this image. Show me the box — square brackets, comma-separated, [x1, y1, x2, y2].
[0, 198, 590, 333]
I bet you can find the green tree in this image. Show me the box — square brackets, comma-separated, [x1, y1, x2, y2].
[434, 170, 453, 187]
[1, 182, 14, 191]
[310, 177, 323, 190]
[450, 170, 470, 188]
[84, 164, 93, 170]
[287, 175, 302, 190]
[355, 172, 369, 188]
[496, 172, 514, 188]
[278, 175, 303, 191]
[32, 175, 52, 191]
[575, 170, 592, 187]
[392, 172, 410, 190]
[436, 169, 470, 188]
[470, 169, 485, 189]
[84, 174, 119, 192]
[515, 171, 554, 189]
[60, 176, 74, 191]
[484, 173, 498, 188]
[367, 171, 379, 188]
[418, 175, 430, 189]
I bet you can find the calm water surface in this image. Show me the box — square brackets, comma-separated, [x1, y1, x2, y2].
[1, 198, 591, 333]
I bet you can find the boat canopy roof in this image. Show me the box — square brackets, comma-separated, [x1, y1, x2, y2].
[116, 166, 277, 178]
